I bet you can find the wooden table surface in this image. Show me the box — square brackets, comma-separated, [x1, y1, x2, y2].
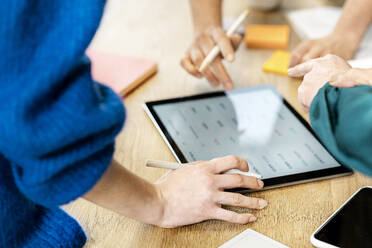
[63, 0, 372, 247]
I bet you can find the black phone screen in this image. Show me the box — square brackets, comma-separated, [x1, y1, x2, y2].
[314, 187, 372, 248]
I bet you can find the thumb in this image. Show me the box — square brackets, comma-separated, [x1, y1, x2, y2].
[230, 33, 242, 51]
[330, 79, 359, 88]
[330, 69, 364, 88]
[330, 80, 359, 88]
[155, 170, 173, 184]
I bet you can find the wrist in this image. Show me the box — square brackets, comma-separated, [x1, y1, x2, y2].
[353, 68, 372, 85]
[331, 30, 362, 51]
[149, 183, 166, 226]
[366, 69, 372, 85]
[194, 23, 222, 37]
[190, 0, 222, 37]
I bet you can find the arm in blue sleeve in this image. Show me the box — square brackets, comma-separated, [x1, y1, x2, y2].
[310, 83, 372, 176]
[0, 0, 125, 208]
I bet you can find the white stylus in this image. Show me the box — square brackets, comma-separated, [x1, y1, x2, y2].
[199, 9, 250, 72]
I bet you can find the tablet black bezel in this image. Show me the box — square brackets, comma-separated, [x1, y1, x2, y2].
[145, 90, 352, 191]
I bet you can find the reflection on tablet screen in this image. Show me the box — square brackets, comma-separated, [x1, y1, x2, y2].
[152, 86, 341, 180]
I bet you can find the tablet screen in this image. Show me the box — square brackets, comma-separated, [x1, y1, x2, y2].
[148, 86, 343, 180]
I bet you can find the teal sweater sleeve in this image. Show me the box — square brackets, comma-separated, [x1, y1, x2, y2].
[310, 83, 372, 176]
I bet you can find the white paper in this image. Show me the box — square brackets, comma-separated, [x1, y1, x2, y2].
[348, 58, 372, 69]
[219, 229, 289, 248]
[286, 7, 372, 64]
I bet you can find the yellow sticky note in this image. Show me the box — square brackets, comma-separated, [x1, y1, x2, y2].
[262, 50, 290, 75]
[245, 25, 290, 49]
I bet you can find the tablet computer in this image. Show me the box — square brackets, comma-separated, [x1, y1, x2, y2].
[144, 85, 352, 191]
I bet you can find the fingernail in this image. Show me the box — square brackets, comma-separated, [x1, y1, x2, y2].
[259, 199, 268, 209]
[287, 68, 294, 74]
[249, 215, 257, 222]
[225, 83, 233, 91]
[258, 180, 264, 188]
[226, 54, 234, 62]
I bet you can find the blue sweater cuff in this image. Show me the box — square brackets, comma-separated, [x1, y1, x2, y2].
[9, 83, 125, 208]
[24, 208, 87, 248]
[13, 144, 115, 208]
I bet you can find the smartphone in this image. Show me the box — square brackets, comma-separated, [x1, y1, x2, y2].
[311, 186, 372, 248]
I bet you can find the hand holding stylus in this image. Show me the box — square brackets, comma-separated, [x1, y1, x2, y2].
[146, 159, 262, 179]
[151, 155, 267, 227]
[180, 10, 249, 90]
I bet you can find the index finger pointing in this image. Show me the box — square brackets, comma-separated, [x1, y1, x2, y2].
[288, 60, 314, 77]
[289, 40, 312, 67]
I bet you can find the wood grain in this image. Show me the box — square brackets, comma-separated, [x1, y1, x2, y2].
[63, 0, 372, 247]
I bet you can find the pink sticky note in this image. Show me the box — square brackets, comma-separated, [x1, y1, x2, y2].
[86, 48, 157, 96]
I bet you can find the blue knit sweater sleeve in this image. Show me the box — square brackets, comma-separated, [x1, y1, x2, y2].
[0, 1, 125, 208]
[310, 83, 372, 176]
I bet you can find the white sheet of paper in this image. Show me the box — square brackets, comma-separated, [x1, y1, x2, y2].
[286, 7, 372, 65]
[348, 58, 372, 69]
[219, 229, 289, 248]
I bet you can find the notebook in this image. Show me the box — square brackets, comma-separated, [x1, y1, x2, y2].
[219, 229, 289, 248]
[86, 48, 157, 96]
